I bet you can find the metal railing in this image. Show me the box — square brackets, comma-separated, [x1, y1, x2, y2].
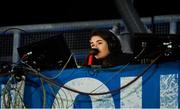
[0, 15, 180, 65]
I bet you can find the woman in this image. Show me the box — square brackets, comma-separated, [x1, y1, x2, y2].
[84, 29, 132, 68]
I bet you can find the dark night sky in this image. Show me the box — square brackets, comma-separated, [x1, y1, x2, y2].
[0, 0, 180, 27]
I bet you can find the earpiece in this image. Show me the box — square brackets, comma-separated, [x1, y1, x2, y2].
[108, 30, 121, 50]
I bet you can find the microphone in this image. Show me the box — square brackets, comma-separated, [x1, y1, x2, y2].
[89, 48, 99, 55]
[88, 48, 99, 66]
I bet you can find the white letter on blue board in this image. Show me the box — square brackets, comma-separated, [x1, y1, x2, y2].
[52, 77, 115, 109]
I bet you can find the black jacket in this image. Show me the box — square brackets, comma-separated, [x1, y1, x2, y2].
[83, 52, 133, 68]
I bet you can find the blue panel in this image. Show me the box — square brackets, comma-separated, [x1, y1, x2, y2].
[0, 61, 179, 108]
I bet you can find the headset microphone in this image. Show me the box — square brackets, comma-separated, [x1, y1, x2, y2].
[88, 48, 99, 66]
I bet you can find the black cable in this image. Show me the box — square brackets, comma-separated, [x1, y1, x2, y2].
[15, 48, 147, 96]
[0, 47, 160, 109]
[9, 47, 163, 96]
[22, 50, 160, 96]
[89, 48, 146, 93]
[36, 53, 161, 96]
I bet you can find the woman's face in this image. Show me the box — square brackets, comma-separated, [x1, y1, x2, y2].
[90, 35, 110, 59]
